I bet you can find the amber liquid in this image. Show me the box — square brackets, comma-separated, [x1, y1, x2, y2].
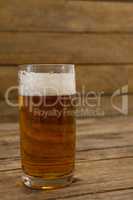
[19, 95, 76, 179]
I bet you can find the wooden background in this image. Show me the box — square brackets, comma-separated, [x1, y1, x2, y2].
[0, 1, 132, 200]
[0, 0, 131, 121]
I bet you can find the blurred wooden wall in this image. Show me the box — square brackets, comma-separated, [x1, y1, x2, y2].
[0, 0, 131, 121]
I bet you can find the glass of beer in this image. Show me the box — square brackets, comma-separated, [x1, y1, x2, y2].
[18, 64, 76, 189]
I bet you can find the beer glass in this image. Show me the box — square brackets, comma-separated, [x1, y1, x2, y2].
[18, 64, 76, 189]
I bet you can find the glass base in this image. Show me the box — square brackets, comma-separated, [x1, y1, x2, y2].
[22, 173, 73, 190]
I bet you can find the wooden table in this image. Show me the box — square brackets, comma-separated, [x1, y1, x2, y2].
[0, 115, 133, 200]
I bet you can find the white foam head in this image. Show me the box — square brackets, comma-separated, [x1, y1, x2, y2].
[19, 71, 76, 96]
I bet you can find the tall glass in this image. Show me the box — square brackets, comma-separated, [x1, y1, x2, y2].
[18, 64, 76, 189]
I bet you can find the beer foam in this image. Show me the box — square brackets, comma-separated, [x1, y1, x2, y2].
[19, 71, 76, 96]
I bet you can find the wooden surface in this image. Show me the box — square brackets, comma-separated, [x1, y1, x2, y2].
[0, 0, 133, 65]
[0, 33, 133, 64]
[0, 0, 130, 96]
[0, 1, 133, 33]
[0, 1, 131, 198]
[0, 114, 132, 200]
[129, 65, 133, 93]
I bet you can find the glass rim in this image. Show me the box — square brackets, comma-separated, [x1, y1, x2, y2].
[19, 64, 75, 74]
[19, 64, 75, 68]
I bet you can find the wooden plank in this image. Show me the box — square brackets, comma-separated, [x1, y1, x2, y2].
[67, 190, 133, 200]
[0, 33, 133, 64]
[0, 101, 18, 123]
[0, 115, 132, 162]
[1, 143, 133, 172]
[0, 115, 131, 138]
[128, 65, 133, 93]
[1, 158, 133, 200]
[0, 116, 133, 199]
[0, 66, 18, 99]
[129, 95, 133, 115]
[76, 65, 128, 93]
[0, 1, 133, 32]
[77, 115, 131, 136]
[0, 65, 128, 100]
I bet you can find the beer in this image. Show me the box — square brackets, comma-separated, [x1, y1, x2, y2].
[19, 65, 76, 189]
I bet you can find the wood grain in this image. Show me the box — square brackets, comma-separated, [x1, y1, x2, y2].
[1, 160, 133, 200]
[0, 33, 133, 64]
[0, 66, 18, 99]
[0, 101, 18, 122]
[128, 65, 133, 93]
[67, 190, 133, 200]
[0, 0, 133, 32]
[129, 95, 133, 115]
[0, 115, 132, 163]
[76, 65, 128, 93]
[0, 115, 131, 161]
[1, 158, 133, 200]
[0, 115, 133, 200]
[1, 145, 133, 171]
[0, 1, 132, 199]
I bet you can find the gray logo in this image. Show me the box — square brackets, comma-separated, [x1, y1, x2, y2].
[111, 85, 128, 115]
